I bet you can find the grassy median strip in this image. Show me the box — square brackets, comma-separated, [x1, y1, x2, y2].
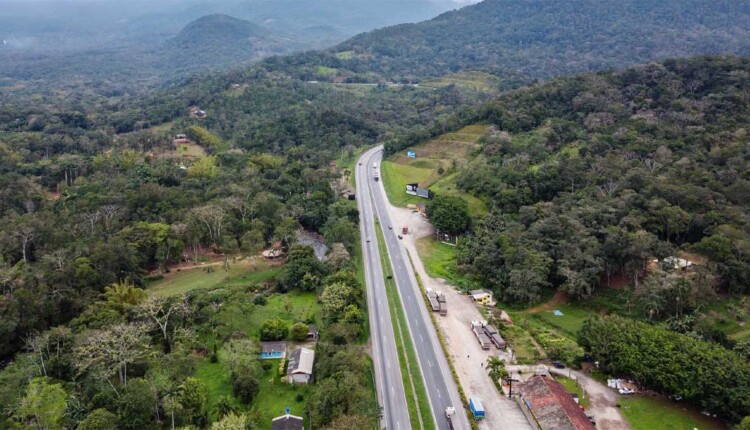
[375, 222, 435, 430]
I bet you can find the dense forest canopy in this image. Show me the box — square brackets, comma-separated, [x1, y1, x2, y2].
[451, 56, 750, 310]
[324, 0, 750, 83]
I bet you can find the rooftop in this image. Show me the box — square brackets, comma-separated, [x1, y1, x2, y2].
[271, 413, 304, 430]
[518, 375, 595, 430]
[289, 347, 315, 375]
[261, 341, 287, 354]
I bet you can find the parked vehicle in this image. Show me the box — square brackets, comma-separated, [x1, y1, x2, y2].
[469, 397, 485, 420]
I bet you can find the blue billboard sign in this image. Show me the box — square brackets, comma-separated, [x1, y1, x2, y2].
[407, 151, 416, 158]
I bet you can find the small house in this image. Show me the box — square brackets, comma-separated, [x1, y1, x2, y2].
[470, 289, 493, 306]
[189, 107, 207, 118]
[260, 341, 287, 360]
[271, 413, 304, 430]
[287, 347, 315, 384]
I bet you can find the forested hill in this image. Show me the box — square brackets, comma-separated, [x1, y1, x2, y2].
[164, 15, 302, 70]
[451, 56, 750, 307]
[321, 0, 750, 82]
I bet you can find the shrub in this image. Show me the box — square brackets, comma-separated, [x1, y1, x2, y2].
[260, 318, 288, 341]
[231, 373, 260, 406]
[290, 323, 310, 341]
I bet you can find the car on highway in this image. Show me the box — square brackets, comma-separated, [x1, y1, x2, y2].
[359, 162, 362, 165]
[366, 237, 371, 242]
[388, 225, 392, 229]
[397, 235, 403, 239]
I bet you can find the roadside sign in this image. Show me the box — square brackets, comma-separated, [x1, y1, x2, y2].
[407, 150, 416, 158]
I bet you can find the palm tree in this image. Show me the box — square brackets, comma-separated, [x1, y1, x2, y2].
[487, 356, 507, 383]
[103, 281, 147, 314]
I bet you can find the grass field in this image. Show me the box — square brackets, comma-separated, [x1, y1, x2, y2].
[376, 224, 435, 430]
[381, 160, 433, 207]
[194, 359, 235, 420]
[251, 359, 312, 427]
[619, 396, 726, 430]
[147, 258, 280, 296]
[381, 124, 488, 215]
[529, 304, 592, 337]
[335, 50, 354, 60]
[420, 72, 501, 93]
[316, 65, 338, 77]
[699, 297, 750, 342]
[415, 236, 461, 285]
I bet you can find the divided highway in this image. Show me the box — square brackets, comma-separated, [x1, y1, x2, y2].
[357, 146, 471, 430]
[356, 148, 410, 430]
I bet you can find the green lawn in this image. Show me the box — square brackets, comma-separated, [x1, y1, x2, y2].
[194, 359, 235, 421]
[415, 236, 460, 284]
[147, 258, 280, 296]
[381, 160, 433, 207]
[252, 359, 312, 428]
[530, 304, 592, 337]
[376, 224, 435, 430]
[619, 396, 726, 430]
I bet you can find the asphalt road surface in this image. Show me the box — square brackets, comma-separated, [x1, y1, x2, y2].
[356, 147, 410, 430]
[358, 146, 471, 430]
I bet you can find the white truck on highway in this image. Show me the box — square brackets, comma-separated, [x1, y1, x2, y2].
[373, 162, 378, 169]
[445, 406, 456, 430]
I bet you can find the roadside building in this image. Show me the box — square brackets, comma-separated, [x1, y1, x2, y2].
[271, 413, 304, 430]
[470, 289, 494, 306]
[287, 347, 315, 384]
[517, 375, 595, 430]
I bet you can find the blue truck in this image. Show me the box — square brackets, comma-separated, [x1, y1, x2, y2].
[469, 397, 485, 420]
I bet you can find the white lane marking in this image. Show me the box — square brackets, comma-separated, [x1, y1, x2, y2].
[387, 359, 390, 369]
[428, 360, 432, 368]
[438, 389, 442, 399]
[420, 335, 424, 342]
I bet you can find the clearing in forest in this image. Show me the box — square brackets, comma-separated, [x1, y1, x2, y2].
[382, 124, 488, 214]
